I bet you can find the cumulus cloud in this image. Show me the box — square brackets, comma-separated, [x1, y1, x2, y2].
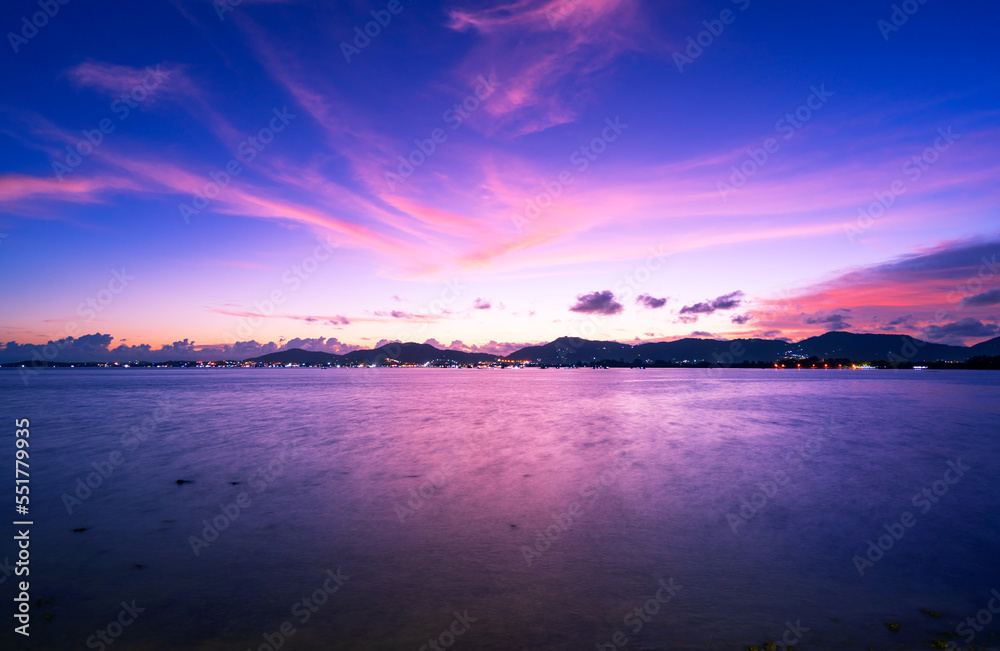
[680, 291, 744, 315]
[279, 337, 360, 354]
[216, 341, 279, 359]
[447, 340, 533, 356]
[710, 291, 745, 310]
[960, 288, 1000, 308]
[636, 294, 668, 309]
[731, 313, 753, 325]
[569, 290, 623, 315]
[921, 318, 999, 345]
[0, 333, 363, 363]
[0, 334, 200, 363]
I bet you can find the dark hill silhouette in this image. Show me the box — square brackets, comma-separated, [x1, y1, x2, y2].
[794, 331, 969, 362]
[249, 348, 344, 365]
[507, 332, 979, 364]
[217, 333, 1000, 367]
[969, 335, 1000, 357]
[342, 342, 497, 365]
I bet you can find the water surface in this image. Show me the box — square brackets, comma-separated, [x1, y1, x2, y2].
[2, 368, 999, 650]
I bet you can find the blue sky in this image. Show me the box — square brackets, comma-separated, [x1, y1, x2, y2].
[1, 0, 999, 360]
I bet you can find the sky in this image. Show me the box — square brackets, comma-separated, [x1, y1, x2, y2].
[1, 0, 999, 361]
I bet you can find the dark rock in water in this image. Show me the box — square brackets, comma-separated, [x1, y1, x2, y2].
[920, 608, 943, 618]
[176, 479, 192, 485]
[509, 524, 516, 528]
[134, 564, 144, 569]
[72, 527, 87, 533]
[230, 482, 239, 485]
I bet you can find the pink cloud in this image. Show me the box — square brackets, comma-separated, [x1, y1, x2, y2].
[747, 237, 1000, 343]
[446, 0, 652, 136]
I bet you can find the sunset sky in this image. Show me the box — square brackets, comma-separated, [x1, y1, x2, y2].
[1, 0, 998, 360]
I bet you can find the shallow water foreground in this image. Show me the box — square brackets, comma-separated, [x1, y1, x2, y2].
[2, 368, 999, 650]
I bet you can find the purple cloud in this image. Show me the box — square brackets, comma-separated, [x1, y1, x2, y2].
[804, 312, 853, 330]
[569, 290, 623, 315]
[636, 294, 668, 309]
[922, 318, 999, 345]
[680, 291, 744, 315]
[960, 288, 1000, 308]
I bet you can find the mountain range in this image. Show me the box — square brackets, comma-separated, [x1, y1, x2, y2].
[247, 332, 1000, 366]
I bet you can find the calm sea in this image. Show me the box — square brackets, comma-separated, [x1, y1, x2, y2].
[1, 368, 999, 650]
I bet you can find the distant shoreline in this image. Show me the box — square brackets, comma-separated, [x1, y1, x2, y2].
[4, 358, 1000, 371]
